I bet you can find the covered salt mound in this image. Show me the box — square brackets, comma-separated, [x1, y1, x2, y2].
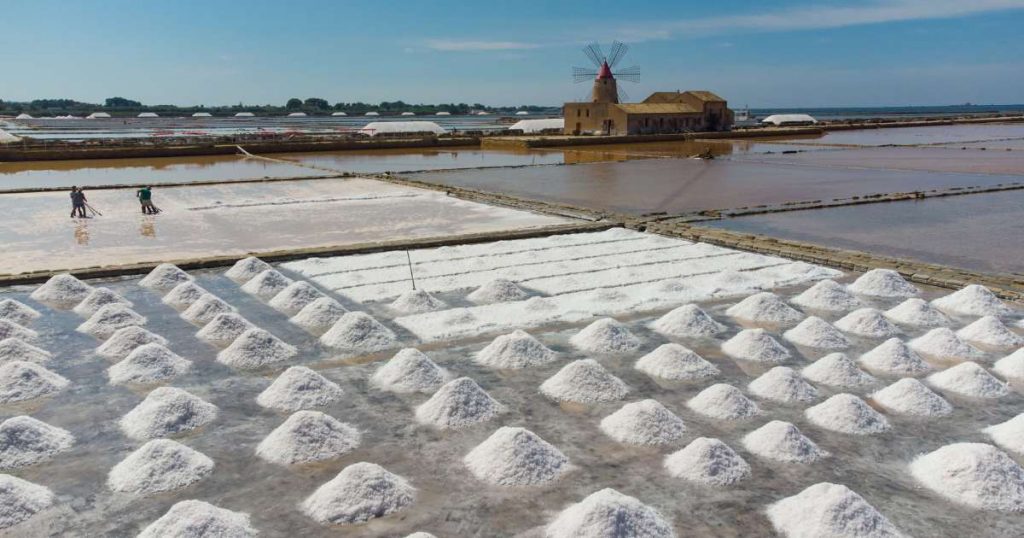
[858, 338, 931, 375]
[767, 482, 903, 537]
[805, 394, 890, 435]
[910, 442, 1024, 512]
[932, 284, 1011, 317]
[0, 300, 40, 327]
[600, 399, 686, 446]
[107, 439, 214, 495]
[545, 488, 674, 538]
[120, 387, 218, 440]
[909, 328, 981, 361]
[540, 359, 630, 404]
[650, 304, 726, 340]
[320, 312, 397, 353]
[415, 377, 504, 429]
[97, 326, 167, 361]
[790, 279, 861, 313]
[0, 320, 38, 343]
[467, 278, 529, 304]
[993, 348, 1024, 379]
[30, 273, 93, 309]
[181, 294, 235, 326]
[742, 420, 829, 463]
[269, 281, 326, 316]
[984, 414, 1024, 455]
[291, 297, 348, 335]
[783, 316, 850, 350]
[475, 330, 556, 369]
[138, 500, 257, 538]
[225, 256, 271, 284]
[73, 287, 132, 318]
[884, 298, 950, 328]
[389, 289, 448, 314]
[956, 316, 1023, 349]
[721, 328, 790, 363]
[371, 348, 447, 394]
[256, 410, 361, 465]
[108, 344, 192, 386]
[569, 318, 641, 354]
[927, 361, 1008, 398]
[0, 474, 55, 530]
[748, 367, 819, 403]
[664, 437, 750, 486]
[0, 338, 51, 365]
[0, 416, 74, 470]
[196, 313, 255, 347]
[834, 308, 900, 338]
[77, 304, 146, 339]
[0, 361, 69, 404]
[217, 328, 296, 370]
[161, 282, 207, 311]
[240, 269, 293, 301]
[870, 378, 952, 417]
[257, 366, 344, 411]
[847, 268, 919, 298]
[802, 353, 876, 388]
[301, 462, 415, 525]
[635, 343, 719, 381]
[687, 384, 760, 420]
[139, 263, 193, 293]
[726, 292, 804, 326]
[464, 426, 570, 486]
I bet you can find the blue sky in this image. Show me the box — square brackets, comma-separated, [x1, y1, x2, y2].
[2, 0, 1023, 107]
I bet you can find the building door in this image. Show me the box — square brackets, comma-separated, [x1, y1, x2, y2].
[574, 122, 581, 135]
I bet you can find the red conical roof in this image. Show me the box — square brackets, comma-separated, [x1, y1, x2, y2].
[597, 61, 613, 80]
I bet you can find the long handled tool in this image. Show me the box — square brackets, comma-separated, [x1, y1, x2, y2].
[84, 203, 103, 216]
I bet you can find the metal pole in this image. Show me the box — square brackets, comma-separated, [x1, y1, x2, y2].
[406, 250, 417, 290]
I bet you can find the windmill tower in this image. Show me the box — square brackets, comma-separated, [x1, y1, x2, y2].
[573, 41, 640, 104]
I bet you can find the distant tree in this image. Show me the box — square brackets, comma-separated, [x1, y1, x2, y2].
[304, 97, 329, 110]
[286, 98, 303, 109]
[105, 96, 143, 108]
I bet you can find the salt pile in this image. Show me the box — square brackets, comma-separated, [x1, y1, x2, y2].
[805, 394, 890, 435]
[523, 296, 557, 312]
[75, 288, 134, 320]
[884, 298, 950, 328]
[0, 299, 39, 327]
[540, 359, 630, 403]
[0, 416, 74, 469]
[139, 263, 193, 292]
[138, 500, 257, 538]
[858, 338, 931, 375]
[0, 361, 69, 404]
[847, 268, 918, 297]
[217, 328, 296, 370]
[107, 439, 214, 495]
[96, 326, 167, 361]
[766, 482, 903, 537]
[120, 387, 218, 440]
[721, 328, 790, 363]
[783, 316, 850, 349]
[256, 410, 360, 465]
[195, 313, 255, 347]
[664, 438, 751, 486]
[320, 312, 397, 353]
[802, 353, 876, 388]
[467, 278, 530, 303]
[834, 308, 901, 338]
[240, 269, 293, 300]
[687, 384, 760, 420]
[909, 328, 981, 360]
[77, 304, 146, 339]
[291, 297, 348, 334]
[927, 361, 1008, 398]
[390, 289, 448, 314]
[702, 269, 761, 297]
[108, 344, 192, 386]
[748, 367, 819, 403]
[932, 284, 1011, 317]
[650, 304, 726, 339]
[0, 321, 37, 342]
[415, 377, 504, 429]
[742, 420, 828, 463]
[956, 315, 1023, 349]
[225, 256, 271, 283]
[464, 426, 570, 486]
[569, 318, 641, 354]
[599, 399, 686, 446]
[370, 348, 447, 393]
[870, 378, 952, 417]
[0, 474, 55, 530]
[301, 462, 415, 525]
[161, 282, 207, 311]
[269, 281, 326, 315]
[545, 488, 674, 538]
[726, 292, 804, 325]
[0, 338, 51, 365]
[257, 366, 344, 411]
[635, 343, 719, 381]
[405, 533, 437, 538]
[181, 294, 235, 326]
[790, 280, 861, 312]
[910, 442, 1024, 512]
[475, 330, 557, 369]
[30, 273, 92, 308]
[984, 414, 1024, 454]
[993, 348, 1024, 379]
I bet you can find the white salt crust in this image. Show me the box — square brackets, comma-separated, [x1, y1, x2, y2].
[847, 269, 919, 298]
[73, 287, 132, 317]
[984, 414, 1024, 455]
[766, 482, 903, 538]
[783, 316, 850, 350]
[415, 377, 504, 430]
[635, 343, 719, 381]
[256, 410, 361, 465]
[742, 420, 829, 463]
[664, 437, 751, 486]
[139, 264, 193, 292]
[805, 394, 891, 435]
[225, 256, 271, 284]
[257, 366, 344, 412]
[858, 338, 931, 376]
[0, 416, 75, 470]
[569, 318, 641, 354]
[802, 353, 877, 388]
[96, 326, 168, 361]
[884, 298, 950, 328]
[927, 362, 1008, 398]
[390, 289, 448, 314]
[545, 488, 674, 538]
[993, 348, 1024, 379]
[0, 299, 40, 327]
[910, 442, 1024, 512]
[748, 367, 819, 403]
[181, 294, 236, 326]
[687, 384, 760, 420]
[108, 344, 191, 386]
[650, 304, 726, 339]
[467, 279, 530, 304]
[30, 273, 93, 308]
[301, 462, 415, 525]
[290, 297, 348, 335]
[217, 328, 296, 370]
[320, 312, 398, 353]
[0, 361, 69, 404]
[790, 279, 861, 313]
[0, 320, 37, 343]
[120, 387, 218, 440]
[269, 281, 326, 316]
[701, 269, 762, 297]
[834, 309, 901, 338]
[195, 313, 255, 347]
[909, 328, 982, 361]
[600, 399, 686, 446]
[721, 328, 791, 363]
[870, 378, 953, 417]
[0, 338, 51, 366]
[77, 304, 146, 340]
[240, 269, 293, 301]
[932, 284, 1011, 317]
[138, 500, 257, 538]
[161, 282, 207, 311]
[0, 474, 55, 530]
[370, 348, 447, 394]
[107, 439, 214, 495]
[475, 330, 557, 369]
[539, 359, 630, 403]
[405, 533, 437, 538]
[464, 426, 570, 486]
[726, 292, 804, 326]
[956, 316, 1023, 349]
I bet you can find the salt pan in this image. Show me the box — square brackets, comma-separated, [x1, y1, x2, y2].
[390, 289, 448, 314]
[241, 269, 293, 300]
[650, 304, 726, 339]
[107, 439, 214, 495]
[748, 366, 819, 403]
[96, 326, 167, 361]
[475, 330, 557, 369]
[257, 366, 344, 411]
[858, 338, 931, 375]
[664, 438, 750, 486]
[0, 320, 38, 343]
[721, 328, 790, 363]
[545, 488, 674, 538]
[0, 299, 39, 327]
[870, 378, 952, 417]
[783, 316, 850, 349]
[910, 442, 1024, 512]
[138, 500, 257, 538]
[834, 308, 900, 338]
[371, 348, 447, 393]
[687, 384, 760, 420]
[73, 287, 132, 317]
[909, 328, 981, 360]
[256, 410, 360, 465]
[932, 284, 1011, 317]
[181, 294, 235, 326]
[993, 348, 1024, 379]
[0, 416, 74, 469]
[225, 256, 271, 284]
[120, 387, 218, 440]
[161, 282, 207, 311]
[77, 304, 146, 340]
[790, 280, 861, 313]
[569, 318, 641, 354]
[766, 482, 903, 537]
[30, 273, 92, 308]
[467, 279, 530, 303]
[956, 315, 1023, 349]
[805, 394, 890, 435]
[269, 281, 326, 315]
[291, 297, 348, 335]
[195, 313, 255, 347]
[742, 420, 828, 463]
[539, 359, 630, 403]
[139, 263, 193, 292]
[217, 328, 296, 370]
[415, 377, 504, 429]
[464, 426, 570, 486]
[635, 343, 719, 381]
[301, 462, 415, 525]
[0, 474, 55, 530]
[884, 298, 950, 328]
[927, 361, 1008, 398]
[984, 414, 1024, 455]
[599, 399, 686, 446]
[320, 312, 397, 353]
[108, 343, 192, 386]
[726, 292, 804, 326]
[802, 353, 876, 388]
[847, 269, 918, 298]
[0, 361, 69, 404]
[0, 338, 51, 365]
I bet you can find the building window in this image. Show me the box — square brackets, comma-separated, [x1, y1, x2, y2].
[585, 109, 590, 117]
[576, 109, 581, 117]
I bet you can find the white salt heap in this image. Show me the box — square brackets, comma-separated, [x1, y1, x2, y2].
[467, 278, 529, 303]
[993, 348, 1024, 379]
[269, 281, 326, 315]
[0, 299, 40, 327]
[664, 437, 751, 486]
[635, 343, 719, 381]
[0, 474, 55, 530]
[138, 500, 257, 538]
[834, 308, 901, 338]
[0, 321, 37, 342]
[181, 294, 235, 326]
[405, 533, 437, 538]
[927, 361, 1008, 398]
[956, 315, 1023, 349]
[195, 313, 255, 347]
[721, 328, 791, 363]
[910, 442, 1024, 512]
[600, 399, 686, 446]
[748, 367, 819, 403]
[107, 439, 214, 495]
[984, 414, 1024, 455]
[0, 361, 69, 404]
[650, 304, 726, 339]
[569, 318, 641, 354]
[766, 482, 903, 537]
[0, 416, 74, 469]
[291, 297, 348, 334]
[687, 384, 760, 420]
[858, 338, 931, 375]
[932, 284, 1011, 317]
[72, 287, 132, 317]
[790, 279, 861, 313]
[108, 343, 192, 386]
[161, 282, 207, 311]
[30, 273, 92, 308]
[320, 312, 397, 353]
[540, 359, 630, 403]
[302, 462, 415, 525]
[847, 268, 918, 297]
[240, 269, 293, 301]
[464, 426, 570, 486]
[139, 263, 193, 292]
[726, 292, 804, 325]
[884, 298, 950, 328]
[225, 256, 271, 284]
[257, 366, 344, 411]
[909, 328, 981, 360]
[742, 420, 829, 463]
[701, 269, 761, 297]
[415, 377, 504, 429]
[0, 338, 51, 365]
[783, 316, 850, 349]
[802, 353, 876, 388]
[545, 488, 674, 538]
[217, 328, 296, 370]
[96, 326, 167, 361]
[120, 387, 218, 440]
[805, 394, 890, 435]
[870, 378, 952, 417]
[77, 304, 146, 339]
[256, 410, 360, 465]
[370, 348, 447, 393]
[390, 289, 448, 314]
[475, 330, 557, 369]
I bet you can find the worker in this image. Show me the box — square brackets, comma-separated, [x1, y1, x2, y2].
[136, 185, 157, 214]
[69, 186, 88, 218]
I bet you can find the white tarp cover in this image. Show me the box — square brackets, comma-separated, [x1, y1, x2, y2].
[137, 112, 159, 118]
[761, 114, 817, 125]
[365, 111, 380, 116]
[0, 129, 22, 144]
[508, 118, 564, 133]
[15, 113, 33, 119]
[515, 111, 529, 115]
[87, 112, 111, 119]
[331, 112, 347, 116]
[192, 112, 212, 117]
[435, 112, 451, 116]
[235, 112, 255, 117]
[287, 112, 307, 117]
[358, 121, 446, 136]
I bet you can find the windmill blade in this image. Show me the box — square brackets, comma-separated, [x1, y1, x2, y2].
[583, 42, 604, 67]
[616, 65, 641, 83]
[617, 86, 631, 103]
[607, 41, 629, 68]
[573, 66, 599, 83]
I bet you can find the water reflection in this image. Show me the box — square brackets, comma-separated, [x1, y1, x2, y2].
[139, 217, 156, 238]
[73, 221, 90, 245]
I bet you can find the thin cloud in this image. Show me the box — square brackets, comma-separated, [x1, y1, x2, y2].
[424, 39, 541, 52]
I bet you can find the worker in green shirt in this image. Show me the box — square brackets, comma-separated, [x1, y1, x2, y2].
[136, 186, 158, 214]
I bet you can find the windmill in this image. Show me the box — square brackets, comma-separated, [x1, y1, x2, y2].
[573, 40, 640, 104]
